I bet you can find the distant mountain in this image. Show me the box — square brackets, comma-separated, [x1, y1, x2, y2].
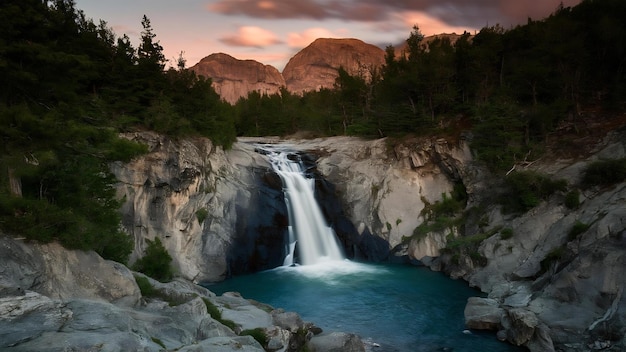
[189, 53, 285, 104]
[190, 38, 385, 104]
[282, 38, 385, 94]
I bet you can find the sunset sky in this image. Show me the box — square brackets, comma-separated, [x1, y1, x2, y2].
[74, 0, 581, 71]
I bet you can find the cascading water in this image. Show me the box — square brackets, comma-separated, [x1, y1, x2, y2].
[259, 145, 344, 266]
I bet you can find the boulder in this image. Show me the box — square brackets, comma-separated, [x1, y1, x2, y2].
[306, 332, 365, 352]
[464, 297, 504, 330]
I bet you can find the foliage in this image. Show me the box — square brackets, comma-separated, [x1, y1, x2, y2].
[581, 158, 626, 188]
[540, 247, 566, 273]
[501, 171, 567, 213]
[202, 298, 237, 330]
[241, 328, 268, 347]
[195, 208, 209, 224]
[564, 190, 581, 209]
[151, 337, 166, 349]
[133, 237, 173, 282]
[134, 275, 157, 297]
[500, 228, 514, 240]
[568, 221, 590, 240]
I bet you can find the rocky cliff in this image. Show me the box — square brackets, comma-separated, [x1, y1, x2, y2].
[282, 38, 385, 94]
[189, 53, 285, 104]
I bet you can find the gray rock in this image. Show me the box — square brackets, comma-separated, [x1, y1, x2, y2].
[0, 292, 71, 347]
[306, 332, 365, 352]
[464, 297, 504, 330]
[502, 308, 540, 346]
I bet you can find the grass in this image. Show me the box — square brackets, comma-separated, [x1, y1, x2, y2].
[202, 298, 237, 330]
[240, 328, 268, 347]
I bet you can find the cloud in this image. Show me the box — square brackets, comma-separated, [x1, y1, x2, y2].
[396, 11, 478, 36]
[287, 27, 347, 48]
[209, 0, 330, 19]
[208, 0, 582, 28]
[219, 26, 283, 47]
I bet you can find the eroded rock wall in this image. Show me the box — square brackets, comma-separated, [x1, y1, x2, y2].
[111, 132, 287, 283]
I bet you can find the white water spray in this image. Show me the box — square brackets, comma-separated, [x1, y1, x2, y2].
[260, 145, 345, 266]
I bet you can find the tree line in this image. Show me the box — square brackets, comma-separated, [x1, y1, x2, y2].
[1, 0, 624, 263]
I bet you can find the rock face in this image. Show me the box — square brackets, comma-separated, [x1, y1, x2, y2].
[282, 38, 385, 94]
[191, 38, 386, 103]
[112, 132, 289, 283]
[190, 53, 285, 104]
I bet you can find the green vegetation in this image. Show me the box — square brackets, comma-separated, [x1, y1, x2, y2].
[195, 208, 209, 224]
[501, 171, 567, 213]
[568, 221, 590, 240]
[441, 227, 502, 267]
[410, 185, 467, 241]
[151, 337, 166, 349]
[134, 275, 157, 297]
[540, 247, 566, 273]
[564, 190, 581, 209]
[240, 328, 268, 347]
[500, 228, 514, 240]
[582, 158, 626, 188]
[202, 298, 237, 330]
[133, 237, 173, 282]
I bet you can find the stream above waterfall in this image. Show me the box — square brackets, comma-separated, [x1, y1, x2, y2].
[207, 261, 524, 352]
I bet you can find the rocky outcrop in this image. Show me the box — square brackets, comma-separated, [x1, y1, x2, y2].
[0, 235, 364, 351]
[190, 53, 285, 104]
[443, 133, 626, 351]
[282, 38, 385, 94]
[190, 39, 385, 103]
[112, 132, 289, 283]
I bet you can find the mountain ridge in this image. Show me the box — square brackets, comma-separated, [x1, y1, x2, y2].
[189, 37, 386, 104]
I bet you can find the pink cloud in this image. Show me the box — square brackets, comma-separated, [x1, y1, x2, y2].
[287, 27, 348, 48]
[219, 26, 283, 47]
[395, 11, 477, 36]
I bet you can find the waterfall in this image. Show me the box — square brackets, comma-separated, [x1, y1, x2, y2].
[259, 145, 345, 266]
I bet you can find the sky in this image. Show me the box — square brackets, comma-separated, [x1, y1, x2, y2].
[74, 0, 581, 71]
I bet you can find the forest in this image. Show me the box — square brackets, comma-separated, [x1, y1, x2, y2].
[1, 0, 625, 262]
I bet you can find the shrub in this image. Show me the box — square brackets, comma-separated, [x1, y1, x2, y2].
[582, 158, 626, 187]
[502, 171, 567, 213]
[241, 328, 268, 347]
[500, 228, 514, 240]
[568, 221, 590, 240]
[133, 237, 173, 282]
[540, 247, 565, 273]
[564, 190, 581, 209]
[195, 208, 209, 224]
[134, 275, 156, 297]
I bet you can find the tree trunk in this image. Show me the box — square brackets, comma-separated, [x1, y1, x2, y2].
[8, 167, 22, 197]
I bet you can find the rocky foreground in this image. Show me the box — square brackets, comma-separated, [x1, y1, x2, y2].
[0, 235, 365, 351]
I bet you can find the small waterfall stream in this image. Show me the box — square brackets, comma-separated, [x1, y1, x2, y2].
[259, 145, 345, 266]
